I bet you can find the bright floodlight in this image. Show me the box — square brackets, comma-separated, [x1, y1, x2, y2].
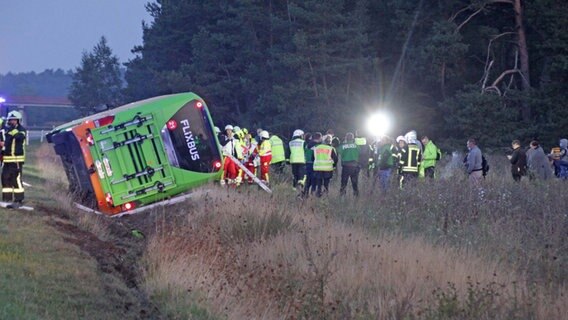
[0, 97, 5, 103]
[367, 112, 391, 137]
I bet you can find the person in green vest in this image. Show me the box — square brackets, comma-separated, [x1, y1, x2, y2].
[311, 133, 338, 197]
[289, 129, 306, 190]
[374, 136, 397, 193]
[269, 133, 286, 174]
[420, 135, 441, 179]
[339, 132, 360, 196]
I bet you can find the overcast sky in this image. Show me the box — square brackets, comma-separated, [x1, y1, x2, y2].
[0, 0, 152, 74]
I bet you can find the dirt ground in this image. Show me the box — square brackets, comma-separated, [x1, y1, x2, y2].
[34, 203, 166, 319]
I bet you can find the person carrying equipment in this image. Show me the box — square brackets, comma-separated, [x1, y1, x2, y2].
[242, 129, 258, 184]
[258, 130, 272, 184]
[220, 125, 243, 186]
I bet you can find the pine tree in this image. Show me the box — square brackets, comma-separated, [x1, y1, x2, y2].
[69, 37, 123, 116]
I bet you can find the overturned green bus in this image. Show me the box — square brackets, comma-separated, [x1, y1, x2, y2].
[46, 92, 223, 216]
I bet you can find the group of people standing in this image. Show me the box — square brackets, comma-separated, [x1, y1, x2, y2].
[292, 129, 442, 196]
[216, 124, 443, 197]
[464, 137, 568, 185]
[506, 138, 568, 182]
[217, 122, 568, 195]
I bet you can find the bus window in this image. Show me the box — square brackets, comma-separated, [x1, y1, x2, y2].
[160, 101, 220, 173]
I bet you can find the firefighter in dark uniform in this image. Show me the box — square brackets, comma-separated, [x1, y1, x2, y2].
[396, 136, 421, 189]
[0, 117, 4, 165]
[2, 111, 26, 207]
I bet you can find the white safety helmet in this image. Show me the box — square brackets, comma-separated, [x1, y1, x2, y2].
[293, 129, 304, 137]
[7, 110, 23, 120]
[260, 130, 269, 139]
[404, 130, 417, 143]
[233, 126, 242, 134]
[322, 134, 332, 145]
[396, 135, 406, 143]
[214, 126, 221, 134]
[225, 124, 234, 131]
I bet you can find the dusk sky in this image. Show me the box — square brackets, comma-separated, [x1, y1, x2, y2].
[0, 0, 152, 74]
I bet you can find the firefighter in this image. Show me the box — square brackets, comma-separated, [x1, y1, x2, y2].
[0, 117, 4, 166]
[269, 133, 286, 174]
[1, 111, 26, 206]
[220, 125, 243, 186]
[289, 129, 306, 190]
[258, 130, 272, 184]
[312, 134, 338, 197]
[397, 134, 422, 189]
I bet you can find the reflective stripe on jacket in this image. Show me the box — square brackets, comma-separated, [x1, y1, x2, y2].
[3, 125, 26, 163]
[399, 144, 421, 173]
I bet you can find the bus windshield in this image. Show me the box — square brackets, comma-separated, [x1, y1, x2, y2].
[160, 101, 220, 173]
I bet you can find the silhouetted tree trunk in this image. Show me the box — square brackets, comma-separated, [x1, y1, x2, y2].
[513, 0, 531, 120]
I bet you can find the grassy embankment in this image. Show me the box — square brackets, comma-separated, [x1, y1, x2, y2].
[0, 142, 150, 320]
[5, 143, 567, 319]
[139, 155, 567, 319]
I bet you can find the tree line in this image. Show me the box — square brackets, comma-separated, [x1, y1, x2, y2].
[0, 69, 72, 97]
[68, 0, 567, 150]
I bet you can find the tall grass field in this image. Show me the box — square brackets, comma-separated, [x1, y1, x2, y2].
[5, 143, 566, 319]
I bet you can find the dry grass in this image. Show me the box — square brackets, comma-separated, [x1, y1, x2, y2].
[142, 169, 568, 319]
[36, 143, 567, 319]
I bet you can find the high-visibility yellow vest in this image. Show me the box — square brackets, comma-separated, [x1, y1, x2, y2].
[355, 137, 367, 146]
[259, 140, 271, 157]
[313, 144, 334, 171]
[289, 138, 305, 164]
[270, 135, 285, 163]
